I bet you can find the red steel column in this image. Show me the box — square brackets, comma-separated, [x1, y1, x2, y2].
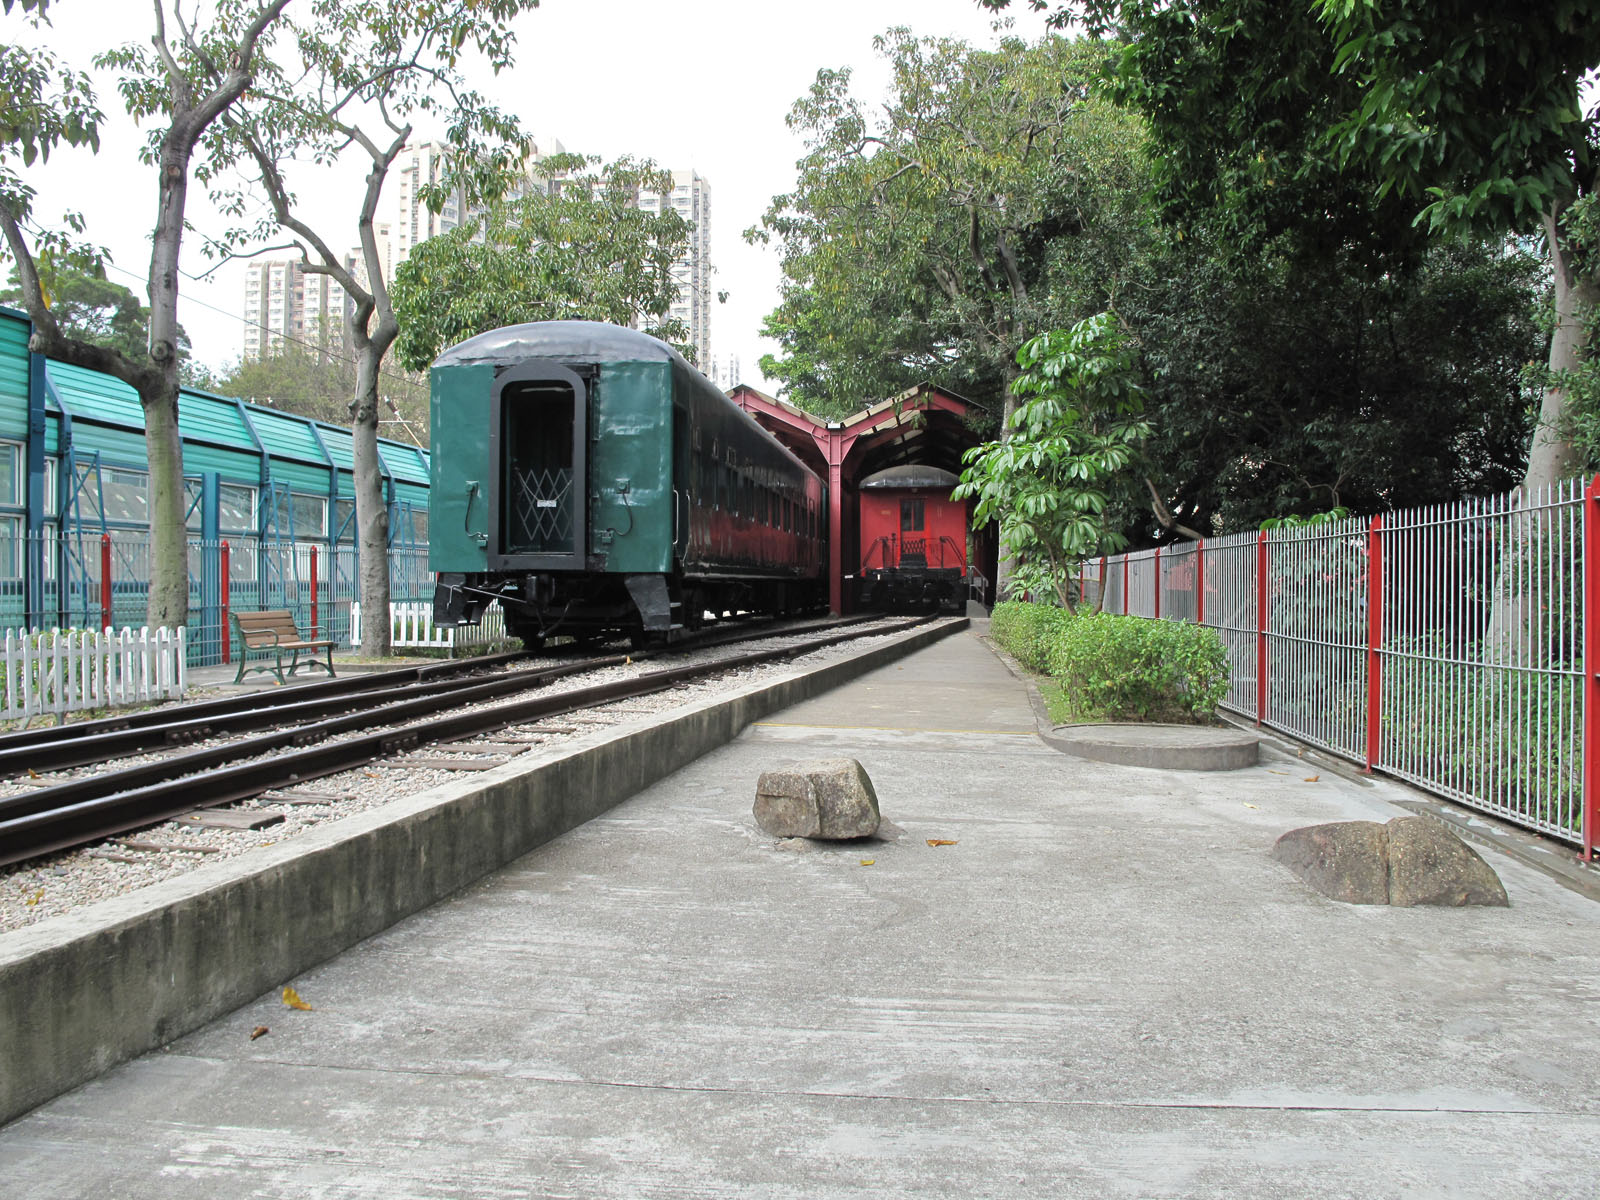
[827, 456, 845, 615]
[1153, 546, 1162, 620]
[310, 544, 320, 639]
[1365, 515, 1384, 774]
[1583, 475, 1600, 860]
[1098, 555, 1107, 613]
[220, 540, 231, 666]
[1122, 556, 1129, 615]
[1196, 539, 1206, 625]
[1256, 530, 1269, 725]
[100, 533, 112, 632]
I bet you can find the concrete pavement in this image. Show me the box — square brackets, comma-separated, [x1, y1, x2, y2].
[2, 625, 1597, 1197]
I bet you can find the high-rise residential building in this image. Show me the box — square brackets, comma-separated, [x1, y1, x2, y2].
[636, 170, 713, 369]
[393, 142, 465, 264]
[708, 352, 741, 390]
[392, 138, 565, 265]
[241, 259, 345, 361]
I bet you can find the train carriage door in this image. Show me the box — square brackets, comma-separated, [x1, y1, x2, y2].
[489, 359, 589, 570]
[672, 405, 690, 561]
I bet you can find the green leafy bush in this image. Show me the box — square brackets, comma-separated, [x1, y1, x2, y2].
[990, 600, 1075, 672]
[1047, 612, 1229, 723]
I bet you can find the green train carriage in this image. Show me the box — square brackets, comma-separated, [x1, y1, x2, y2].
[430, 321, 826, 644]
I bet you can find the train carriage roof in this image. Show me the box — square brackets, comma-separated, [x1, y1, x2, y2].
[433, 321, 686, 369]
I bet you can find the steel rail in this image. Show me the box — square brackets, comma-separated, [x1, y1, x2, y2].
[0, 650, 532, 754]
[0, 616, 937, 867]
[0, 615, 876, 778]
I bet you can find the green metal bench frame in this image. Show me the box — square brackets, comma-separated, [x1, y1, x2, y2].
[230, 609, 336, 685]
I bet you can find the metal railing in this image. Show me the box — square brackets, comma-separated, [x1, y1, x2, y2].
[1077, 476, 1597, 858]
[0, 530, 435, 669]
[862, 534, 968, 572]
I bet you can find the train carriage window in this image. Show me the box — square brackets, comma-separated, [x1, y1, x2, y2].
[743, 473, 754, 519]
[901, 498, 924, 532]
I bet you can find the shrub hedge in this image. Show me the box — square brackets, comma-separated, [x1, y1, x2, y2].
[990, 601, 1229, 723]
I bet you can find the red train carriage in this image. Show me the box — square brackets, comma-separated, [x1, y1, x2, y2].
[857, 465, 970, 613]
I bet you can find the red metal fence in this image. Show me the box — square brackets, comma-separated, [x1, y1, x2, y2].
[1079, 476, 1595, 859]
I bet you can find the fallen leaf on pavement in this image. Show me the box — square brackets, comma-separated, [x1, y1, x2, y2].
[1304, 775, 1320, 783]
[860, 859, 875, 866]
[1242, 803, 1259, 809]
[250, 1026, 269, 1041]
[926, 839, 958, 847]
[281, 986, 313, 1011]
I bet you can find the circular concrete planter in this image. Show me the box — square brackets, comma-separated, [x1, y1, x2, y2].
[1042, 722, 1259, 771]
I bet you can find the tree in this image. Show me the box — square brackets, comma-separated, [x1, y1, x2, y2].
[751, 30, 1153, 420]
[0, 263, 213, 385]
[983, 0, 1600, 491]
[391, 154, 693, 372]
[215, 343, 429, 440]
[0, 0, 290, 628]
[211, 0, 537, 655]
[1118, 232, 1543, 539]
[954, 312, 1149, 605]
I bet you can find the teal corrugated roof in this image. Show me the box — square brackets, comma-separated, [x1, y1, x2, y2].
[380, 441, 429, 484]
[0, 312, 30, 428]
[315, 422, 357, 472]
[179, 389, 255, 449]
[45, 359, 144, 428]
[243, 405, 328, 464]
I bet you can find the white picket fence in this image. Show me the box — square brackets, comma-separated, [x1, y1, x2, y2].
[349, 600, 510, 652]
[1, 626, 188, 722]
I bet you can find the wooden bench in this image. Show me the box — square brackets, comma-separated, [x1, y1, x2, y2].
[230, 609, 336, 685]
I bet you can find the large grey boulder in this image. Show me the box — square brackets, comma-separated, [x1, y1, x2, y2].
[1385, 815, 1509, 907]
[1273, 816, 1508, 907]
[1271, 820, 1391, 905]
[754, 759, 881, 840]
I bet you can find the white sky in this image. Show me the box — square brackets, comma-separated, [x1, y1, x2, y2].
[10, 0, 1051, 395]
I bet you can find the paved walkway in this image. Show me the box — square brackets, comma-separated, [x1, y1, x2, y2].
[3, 627, 1598, 1196]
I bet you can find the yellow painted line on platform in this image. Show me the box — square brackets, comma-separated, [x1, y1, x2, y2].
[753, 722, 1037, 736]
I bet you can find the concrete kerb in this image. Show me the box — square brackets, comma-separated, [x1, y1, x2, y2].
[0, 617, 968, 1128]
[980, 629, 1259, 770]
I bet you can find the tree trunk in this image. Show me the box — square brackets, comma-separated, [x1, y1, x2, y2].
[142, 141, 193, 630]
[352, 340, 392, 657]
[994, 360, 1020, 601]
[1523, 209, 1596, 491]
[1483, 207, 1597, 665]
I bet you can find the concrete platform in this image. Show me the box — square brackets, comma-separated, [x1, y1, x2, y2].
[3, 625, 1599, 1197]
[1043, 721, 1261, 770]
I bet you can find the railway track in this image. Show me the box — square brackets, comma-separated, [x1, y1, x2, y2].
[0, 615, 934, 868]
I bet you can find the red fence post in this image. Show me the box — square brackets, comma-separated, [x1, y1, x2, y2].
[1121, 556, 1129, 615]
[1098, 555, 1107, 613]
[100, 533, 112, 632]
[220, 540, 231, 666]
[310, 545, 320, 640]
[1153, 546, 1162, 620]
[1256, 530, 1268, 726]
[1584, 476, 1600, 860]
[1196, 539, 1206, 625]
[1365, 515, 1384, 774]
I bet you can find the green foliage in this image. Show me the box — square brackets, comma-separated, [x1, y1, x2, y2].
[990, 599, 1230, 723]
[0, 264, 202, 372]
[1381, 647, 1581, 837]
[955, 312, 1149, 605]
[1047, 611, 1229, 723]
[214, 342, 429, 435]
[989, 599, 1075, 672]
[391, 155, 693, 371]
[751, 30, 1152, 417]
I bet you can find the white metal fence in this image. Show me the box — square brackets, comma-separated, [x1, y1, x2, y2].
[1079, 475, 1596, 857]
[0, 626, 187, 722]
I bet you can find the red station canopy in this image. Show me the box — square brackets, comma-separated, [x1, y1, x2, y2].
[728, 383, 988, 613]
